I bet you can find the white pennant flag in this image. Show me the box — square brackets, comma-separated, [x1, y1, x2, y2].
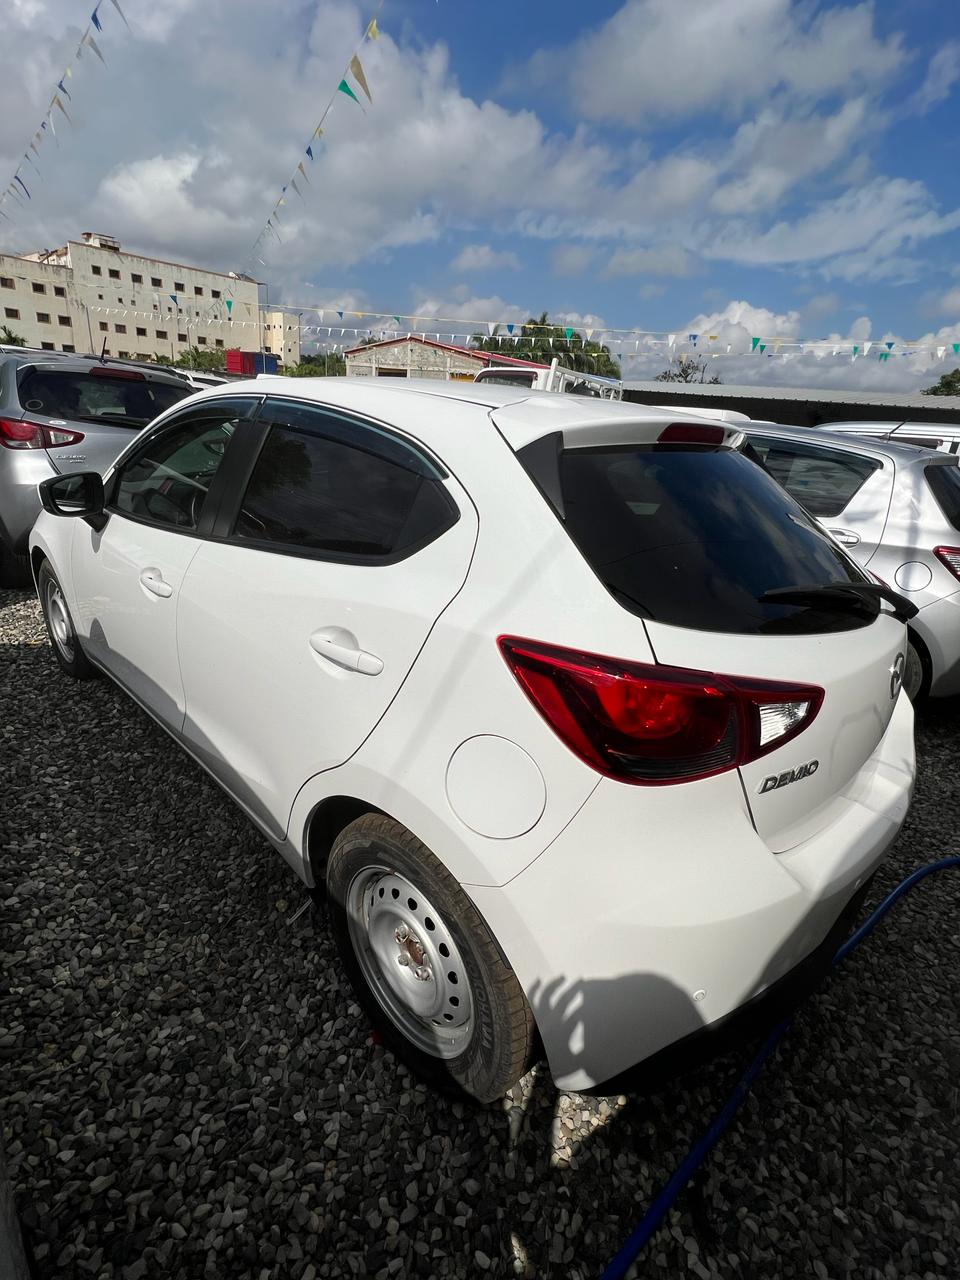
[668, 334, 675, 348]
[487, 321, 496, 336]
[937, 346, 946, 360]
[862, 341, 872, 356]
[585, 328, 594, 342]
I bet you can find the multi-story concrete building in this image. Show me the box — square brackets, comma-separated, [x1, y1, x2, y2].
[0, 231, 299, 365]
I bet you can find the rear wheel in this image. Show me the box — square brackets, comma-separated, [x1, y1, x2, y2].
[326, 814, 535, 1102]
[903, 635, 929, 704]
[37, 560, 98, 680]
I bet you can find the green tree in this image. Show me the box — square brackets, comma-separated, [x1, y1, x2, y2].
[174, 346, 227, 371]
[654, 355, 722, 384]
[923, 368, 960, 396]
[0, 324, 26, 346]
[469, 311, 621, 377]
[287, 352, 346, 377]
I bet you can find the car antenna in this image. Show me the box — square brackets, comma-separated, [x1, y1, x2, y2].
[99, 336, 107, 363]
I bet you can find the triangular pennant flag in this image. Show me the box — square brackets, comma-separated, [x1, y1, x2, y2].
[367, 17, 380, 39]
[852, 346, 859, 357]
[953, 343, 960, 355]
[758, 343, 766, 354]
[937, 346, 946, 360]
[314, 126, 324, 140]
[53, 95, 72, 123]
[169, 294, 179, 306]
[688, 333, 699, 344]
[393, 316, 402, 326]
[668, 334, 675, 348]
[564, 326, 575, 340]
[337, 310, 344, 320]
[110, 0, 130, 27]
[878, 352, 890, 362]
[338, 79, 361, 105]
[225, 299, 233, 314]
[13, 174, 31, 199]
[91, 7, 103, 31]
[886, 341, 895, 350]
[290, 177, 303, 199]
[862, 341, 872, 356]
[305, 145, 314, 161]
[350, 55, 373, 103]
[751, 337, 761, 351]
[584, 328, 594, 342]
[506, 323, 514, 335]
[57, 78, 72, 100]
[487, 321, 496, 336]
[297, 161, 309, 182]
[84, 32, 106, 63]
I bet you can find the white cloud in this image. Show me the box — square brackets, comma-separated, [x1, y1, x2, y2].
[603, 244, 696, 279]
[909, 42, 960, 115]
[450, 243, 521, 273]
[936, 286, 960, 317]
[511, 0, 904, 124]
[551, 244, 596, 276]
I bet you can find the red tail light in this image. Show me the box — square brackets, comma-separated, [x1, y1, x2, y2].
[499, 637, 823, 785]
[0, 417, 85, 450]
[934, 546, 960, 580]
[658, 423, 728, 445]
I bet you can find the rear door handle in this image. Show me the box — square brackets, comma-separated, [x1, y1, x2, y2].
[828, 528, 860, 547]
[309, 631, 383, 676]
[139, 567, 173, 598]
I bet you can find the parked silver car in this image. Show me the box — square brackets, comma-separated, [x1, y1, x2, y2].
[742, 423, 960, 701]
[815, 420, 960, 455]
[0, 352, 190, 584]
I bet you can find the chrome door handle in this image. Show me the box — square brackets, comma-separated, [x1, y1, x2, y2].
[139, 567, 173, 598]
[309, 632, 383, 676]
[828, 528, 860, 547]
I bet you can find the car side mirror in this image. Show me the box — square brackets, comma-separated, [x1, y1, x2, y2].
[39, 472, 107, 529]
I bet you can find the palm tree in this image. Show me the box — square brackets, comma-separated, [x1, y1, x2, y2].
[0, 324, 26, 346]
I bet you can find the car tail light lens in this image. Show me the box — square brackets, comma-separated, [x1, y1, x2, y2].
[499, 637, 823, 785]
[88, 366, 145, 380]
[658, 423, 728, 445]
[934, 546, 960, 580]
[0, 417, 84, 450]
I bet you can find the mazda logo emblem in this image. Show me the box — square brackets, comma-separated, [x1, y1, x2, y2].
[890, 652, 905, 700]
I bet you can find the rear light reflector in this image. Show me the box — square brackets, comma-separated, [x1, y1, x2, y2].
[499, 637, 823, 786]
[88, 366, 145, 380]
[934, 546, 960, 580]
[658, 423, 728, 445]
[0, 417, 84, 450]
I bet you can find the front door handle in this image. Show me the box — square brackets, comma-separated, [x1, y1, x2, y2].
[309, 630, 383, 676]
[139, 567, 173, 598]
[828, 528, 861, 547]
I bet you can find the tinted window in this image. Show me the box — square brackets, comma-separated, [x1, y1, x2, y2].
[112, 402, 250, 531]
[558, 443, 871, 635]
[748, 436, 880, 517]
[18, 369, 188, 427]
[926, 464, 960, 532]
[234, 402, 457, 559]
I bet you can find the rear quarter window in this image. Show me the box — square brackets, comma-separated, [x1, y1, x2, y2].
[925, 464, 960, 532]
[557, 442, 871, 635]
[747, 435, 881, 517]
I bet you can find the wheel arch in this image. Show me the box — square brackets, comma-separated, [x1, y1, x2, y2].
[905, 624, 932, 702]
[305, 795, 383, 885]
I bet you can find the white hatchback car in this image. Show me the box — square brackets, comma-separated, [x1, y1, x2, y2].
[30, 379, 916, 1100]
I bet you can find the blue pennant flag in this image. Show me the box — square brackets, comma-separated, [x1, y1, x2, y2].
[14, 174, 31, 199]
[306, 145, 314, 160]
[91, 6, 102, 30]
[506, 323, 515, 334]
[688, 333, 699, 344]
[169, 294, 179, 307]
[57, 78, 72, 100]
[885, 341, 894, 350]
[337, 310, 344, 320]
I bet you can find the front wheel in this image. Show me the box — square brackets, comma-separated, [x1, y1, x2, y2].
[37, 560, 98, 680]
[903, 637, 929, 704]
[327, 814, 535, 1102]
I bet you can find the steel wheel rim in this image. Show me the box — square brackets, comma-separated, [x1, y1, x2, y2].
[345, 865, 475, 1060]
[44, 579, 75, 662]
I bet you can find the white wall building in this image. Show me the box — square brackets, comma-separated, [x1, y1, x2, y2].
[344, 335, 543, 380]
[0, 232, 298, 364]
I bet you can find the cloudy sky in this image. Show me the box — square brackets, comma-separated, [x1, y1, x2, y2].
[2, 0, 960, 388]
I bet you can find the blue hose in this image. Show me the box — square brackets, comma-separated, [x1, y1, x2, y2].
[599, 855, 960, 1280]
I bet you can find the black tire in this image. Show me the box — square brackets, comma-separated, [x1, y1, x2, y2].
[904, 634, 930, 704]
[327, 814, 536, 1103]
[37, 560, 98, 680]
[0, 541, 30, 589]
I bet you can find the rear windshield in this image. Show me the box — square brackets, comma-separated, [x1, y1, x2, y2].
[18, 369, 189, 428]
[926, 463, 960, 531]
[559, 443, 873, 635]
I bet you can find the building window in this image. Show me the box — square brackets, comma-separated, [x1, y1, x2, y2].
[115, 324, 127, 334]
[97, 293, 104, 301]
[131, 273, 143, 284]
[118, 351, 130, 358]
[32, 282, 46, 294]
[61, 344, 75, 352]
[156, 329, 167, 339]
[174, 282, 185, 293]
[58, 315, 72, 327]
[108, 268, 120, 280]
[197, 336, 207, 345]
[0, 276, 14, 289]
[215, 338, 223, 348]
[212, 289, 221, 299]
[177, 332, 187, 343]
[41, 342, 55, 350]
[136, 326, 147, 337]
[151, 276, 162, 288]
[36, 311, 51, 324]
[54, 286, 66, 298]
[91, 265, 102, 276]
[99, 322, 108, 332]
[4, 308, 20, 319]
[194, 286, 203, 297]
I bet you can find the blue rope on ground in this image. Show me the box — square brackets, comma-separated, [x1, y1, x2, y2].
[599, 855, 960, 1280]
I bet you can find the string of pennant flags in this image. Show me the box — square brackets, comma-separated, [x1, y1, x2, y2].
[0, 0, 129, 224]
[243, 3, 385, 272]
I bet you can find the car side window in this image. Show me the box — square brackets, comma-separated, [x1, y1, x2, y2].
[111, 400, 255, 532]
[748, 436, 881, 518]
[233, 400, 458, 560]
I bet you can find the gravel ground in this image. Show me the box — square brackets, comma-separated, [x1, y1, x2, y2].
[2, 585, 959, 1280]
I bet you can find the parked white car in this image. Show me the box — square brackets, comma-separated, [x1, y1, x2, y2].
[30, 380, 915, 1099]
[814, 419, 960, 454]
[741, 423, 960, 701]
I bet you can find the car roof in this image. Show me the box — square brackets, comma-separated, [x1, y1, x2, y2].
[195, 374, 722, 450]
[0, 351, 187, 385]
[741, 420, 955, 464]
[817, 419, 959, 432]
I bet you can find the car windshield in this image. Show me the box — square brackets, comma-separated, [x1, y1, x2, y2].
[558, 442, 874, 635]
[18, 369, 190, 428]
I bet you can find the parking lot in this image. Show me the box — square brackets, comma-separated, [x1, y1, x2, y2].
[2, 585, 959, 1280]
